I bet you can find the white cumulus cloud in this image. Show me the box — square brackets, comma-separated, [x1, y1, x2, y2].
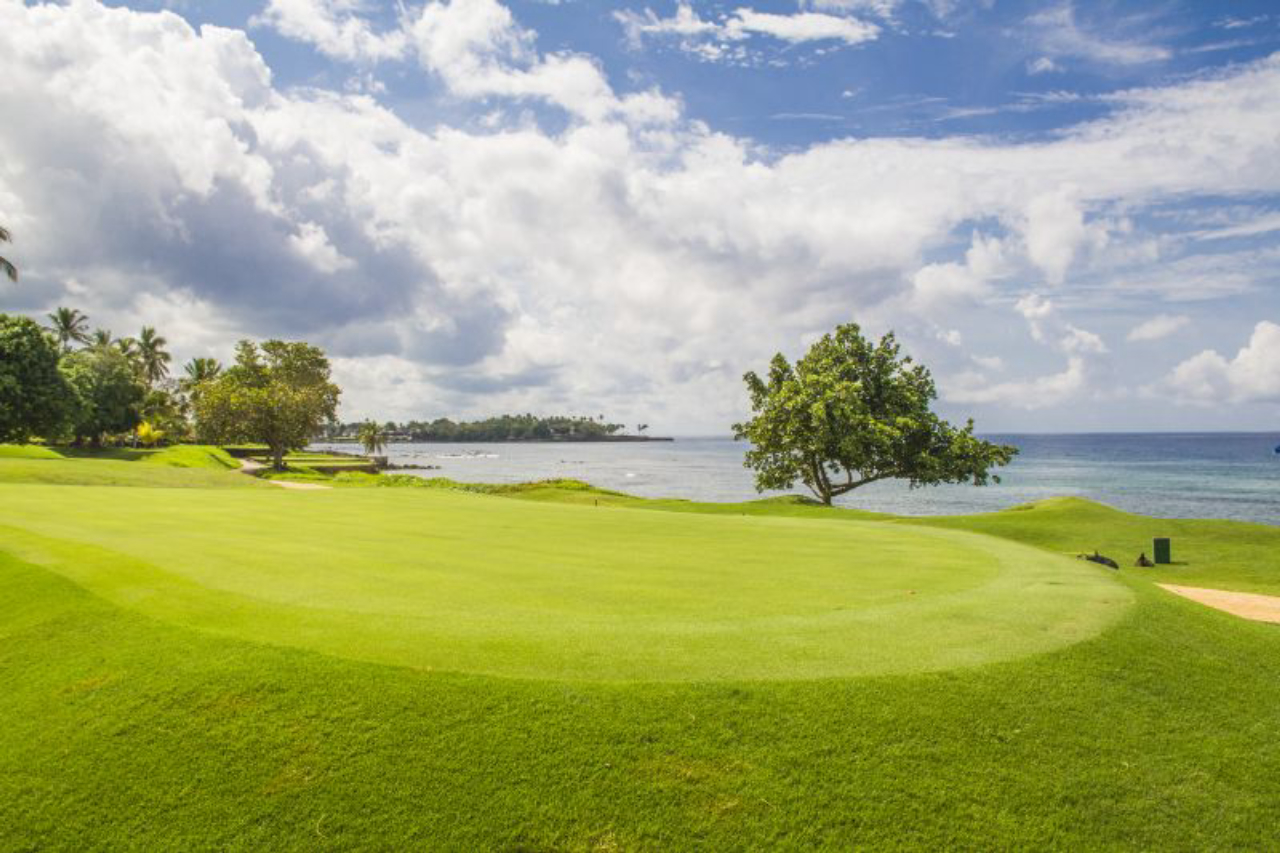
[724, 9, 880, 45]
[252, 0, 408, 62]
[1127, 314, 1189, 342]
[1165, 322, 1280, 404]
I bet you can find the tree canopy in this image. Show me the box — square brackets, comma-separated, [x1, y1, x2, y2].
[358, 420, 388, 457]
[182, 357, 222, 386]
[194, 340, 340, 469]
[136, 326, 171, 386]
[733, 323, 1017, 506]
[0, 314, 78, 443]
[46, 307, 91, 352]
[60, 346, 146, 445]
[321, 414, 628, 442]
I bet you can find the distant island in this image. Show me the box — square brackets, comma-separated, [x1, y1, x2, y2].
[320, 414, 672, 443]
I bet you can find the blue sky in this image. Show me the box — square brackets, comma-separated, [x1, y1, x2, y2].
[1, 0, 1278, 433]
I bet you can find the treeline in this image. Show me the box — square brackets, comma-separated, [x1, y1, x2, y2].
[0, 307, 211, 446]
[321, 414, 640, 442]
[1, 309, 339, 468]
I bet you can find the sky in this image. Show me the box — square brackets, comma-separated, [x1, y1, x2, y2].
[1, 0, 1278, 435]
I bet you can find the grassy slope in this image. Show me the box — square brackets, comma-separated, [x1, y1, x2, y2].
[442, 480, 1280, 597]
[1, 458, 1279, 848]
[0, 444, 259, 489]
[913, 497, 1280, 597]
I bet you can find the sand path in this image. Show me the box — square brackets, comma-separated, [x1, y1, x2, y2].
[1159, 584, 1280, 624]
[239, 458, 332, 490]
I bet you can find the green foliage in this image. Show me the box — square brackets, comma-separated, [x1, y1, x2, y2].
[357, 419, 388, 456]
[0, 314, 78, 443]
[323, 413, 628, 442]
[194, 340, 340, 470]
[58, 346, 146, 445]
[139, 386, 189, 443]
[135, 326, 171, 386]
[182, 357, 222, 386]
[0, 223, 16, 282]
[45, 307, 90, 351]
[734, 322, 1018, 504]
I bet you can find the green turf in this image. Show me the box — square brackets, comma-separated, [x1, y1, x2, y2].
[909, 496, 1280, 597]
[0, 484, 1128, 681]
[0, 443, 63, 459]
[444, 482, 1280, 597]
[2, 455, 1279, 848]
[0, 444, 259, 489]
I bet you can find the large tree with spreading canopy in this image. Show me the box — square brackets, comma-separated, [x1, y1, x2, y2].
[0, 314, 78, 443]
[194, 340, 340, 470]
[733, 323, 1017, 506]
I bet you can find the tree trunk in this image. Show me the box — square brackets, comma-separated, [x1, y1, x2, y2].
[272, 445, 285, 471]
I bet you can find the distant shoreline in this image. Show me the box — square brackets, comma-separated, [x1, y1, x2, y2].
[324, 436, 675, 444]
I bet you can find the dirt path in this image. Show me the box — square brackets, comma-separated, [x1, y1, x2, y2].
[1159, 584, 1280, 624]
[239, 458, 332, 491]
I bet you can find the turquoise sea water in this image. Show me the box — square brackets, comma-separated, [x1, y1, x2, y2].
[312, 433, 1280, 525]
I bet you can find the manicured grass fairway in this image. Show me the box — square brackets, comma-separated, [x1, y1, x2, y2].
[1, 485, 1127, 682]
[2, 449, 1279, 849]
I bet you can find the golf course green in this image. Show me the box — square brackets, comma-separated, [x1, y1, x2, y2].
[2, 446, 1278, 849]
[1, 482, 1127, 682]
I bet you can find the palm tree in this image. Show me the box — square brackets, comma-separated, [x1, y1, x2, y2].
[90, 328, 114, 349]
[358, 419, 388, 458]
[46, 307, 91, 351]
[136, 326, 171, 385]
[115, 335, 139, 361]
[0, 225, 17, 282]
[182, 357, 222, 386]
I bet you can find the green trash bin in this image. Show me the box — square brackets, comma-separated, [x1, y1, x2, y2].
[1153, 538, 1171, 564]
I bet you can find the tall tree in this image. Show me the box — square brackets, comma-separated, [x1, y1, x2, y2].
[90, 328, 114, 349]
[115, 335, 140, 366]
[46, 307, 91, 352]
[0, 314, 78, 442]
[180, 357, 222, 414]
[733, 323, 1017, 506]
[136, 326, 171, 385]
[358, 420, 388, 457]
[182, 357, 223, 386]
[0, 225, 17, 283]
[194, 339, 341, 470]
[59, 346, 146, 446]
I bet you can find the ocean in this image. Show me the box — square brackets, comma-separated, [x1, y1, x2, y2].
[310, 433, 1280, 525]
